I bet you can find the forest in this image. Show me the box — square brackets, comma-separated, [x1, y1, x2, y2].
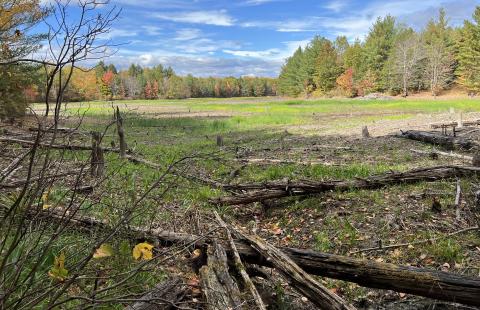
[278, 8, 480, 98]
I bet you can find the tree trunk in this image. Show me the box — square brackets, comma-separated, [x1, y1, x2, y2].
[398, 130, 476, 150]
[116, 107, 127, 159]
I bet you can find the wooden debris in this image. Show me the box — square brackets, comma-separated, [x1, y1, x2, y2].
[199, 242, 243, 310]
[398, 130, 476, 150]
[0, 136, 121, 153]
[126, 277, 187, 310]
[115, 107, 127, 159]
[455, 179, 462, 220]
[90, 131, 105, 178]
[216, 135, 224, 147]
[214, 212, 267, 310]
[38, 209, 480, 306]
[362, 126, 370, 138]
[214, 165, 480, 206]
[233, 227, 356, 310]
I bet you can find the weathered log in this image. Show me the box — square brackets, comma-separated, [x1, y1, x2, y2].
[199, 242, 243, 310]
[0, 136, 121, 153]
[38, 210, 480, 306]
[214, 165, 480, 205]
[214, 212, 266, 310]
[126, 277, 187, 310]
[398, 130, 476, 150]
[233, 227, 355, 310]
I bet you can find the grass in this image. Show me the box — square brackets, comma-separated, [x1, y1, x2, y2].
[23, 96, 480, 306]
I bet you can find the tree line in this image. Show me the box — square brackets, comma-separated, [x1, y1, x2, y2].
[278, 7, 480, 98]
[22, 62, 278, 104]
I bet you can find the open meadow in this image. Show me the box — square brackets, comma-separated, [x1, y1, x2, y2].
[3, 97, 478, 308]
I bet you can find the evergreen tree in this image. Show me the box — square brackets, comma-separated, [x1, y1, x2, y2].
[278, 47, 305, 96]
[456, 6, 480, 94]
[313, 39, 342, 93]
[364, 15, 398, 91]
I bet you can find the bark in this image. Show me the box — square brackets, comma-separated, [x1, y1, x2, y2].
[0, 136, 121, 153]
[398, 130, 476, 150]
[214, 165, 480, 206]
[38, 210, 480, 306]
[214, 212, 266, 310]
[115, 107, 127, 159]
[199, 242, 243, 310]
[125, 277, 187, 310]
[234, 227, 356, 310]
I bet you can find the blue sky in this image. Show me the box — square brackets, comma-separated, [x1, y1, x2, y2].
[40, 0, 478, 77]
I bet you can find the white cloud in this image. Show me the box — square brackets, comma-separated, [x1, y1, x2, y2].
[154, 10, 235, 26]
[323, 1, 348, 13]
[223, 39, 309, 61]
[174, 28, 202, 41]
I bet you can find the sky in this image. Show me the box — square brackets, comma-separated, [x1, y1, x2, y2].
[39, 0, 479, 77]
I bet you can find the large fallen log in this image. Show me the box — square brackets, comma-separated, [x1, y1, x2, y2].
[233, 227, 355, 310]
[199, 242, 243, 310]
[397, 130, 477, 150]
[214, 165, 480, 205]
[39, 210, 480, 306]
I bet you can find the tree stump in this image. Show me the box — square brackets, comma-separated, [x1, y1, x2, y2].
[216, 135, 224, 147]
[362, 126, 370, 138]
[116, 107, 127, 159]
[91, 131, 105, 177]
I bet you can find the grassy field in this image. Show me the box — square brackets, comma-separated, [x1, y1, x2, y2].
[19, 97, 480, 307]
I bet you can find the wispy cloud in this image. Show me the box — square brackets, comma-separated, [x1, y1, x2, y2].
[154, 10, 235, 26]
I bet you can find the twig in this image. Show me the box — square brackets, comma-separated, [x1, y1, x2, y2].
[455, 179, 462, 221]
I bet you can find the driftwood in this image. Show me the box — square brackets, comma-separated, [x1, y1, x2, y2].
[214, 165, 480, 206]
[398, 130, 476, 150]
[199, 242, 243, 310]
[233, 227, 355, 310]
[38, 210, 480, 306]
[214, 213, 266, 310]
[126, 277, 187, 310]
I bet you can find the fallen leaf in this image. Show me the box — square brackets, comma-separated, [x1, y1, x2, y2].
[132, 242, 154, 260]
[48, 252, 68, 282]
[93, 244, 114, 259]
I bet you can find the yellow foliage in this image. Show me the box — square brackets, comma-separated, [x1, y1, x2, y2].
[93, 244, 114, 259]
[41, 189, 51, 210]
[48, 252, 68, 282]
[132, 242, 154, 261]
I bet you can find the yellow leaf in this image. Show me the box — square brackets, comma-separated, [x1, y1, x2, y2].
[93, 244, 114, 259]
[132, 242, 154, 261]
[42, 204, 52, 210]
[48, 252, 68, 282]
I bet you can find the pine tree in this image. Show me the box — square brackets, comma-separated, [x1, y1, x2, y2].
[456, 6, 480, 94]
[364, 15, 398, 91]
[278, 47, 305, 96]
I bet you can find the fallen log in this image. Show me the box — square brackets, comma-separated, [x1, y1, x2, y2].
[397, 130, 476, 150]
[214, 165, 480, 205]
[38, 210, 480, 306]
[0, 136, 121, 153]
[125, 277, 187, 310]
[199, 242, 243, 310]
[233, 227, 355, 310]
